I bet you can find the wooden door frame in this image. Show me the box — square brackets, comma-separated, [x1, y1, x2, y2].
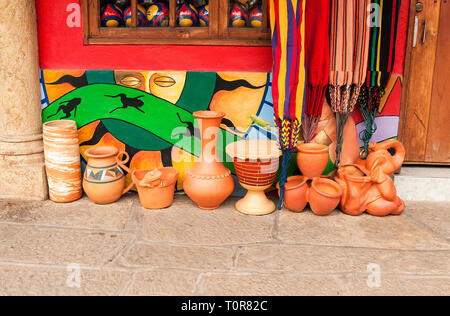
[398, 0, 450, 165]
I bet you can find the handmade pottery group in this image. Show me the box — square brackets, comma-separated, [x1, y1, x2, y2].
[226, 139, 281, 215]
[183, 111, 234, 210]
[278, 176, 342, 215]
[279, 142, 343, 215]
[43, 117, 406, 217]
[82, 145, 179, 208]
[335, 139, 405, 216]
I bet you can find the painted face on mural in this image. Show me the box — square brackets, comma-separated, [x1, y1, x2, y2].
[114, 70, 187, 104]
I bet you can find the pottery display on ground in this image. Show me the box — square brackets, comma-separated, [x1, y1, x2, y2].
[335, 139, 406, 216]
[226, 139, 281, 215]
[277, 176, 342, 216]
[82, 146, 133, 204]
[309, 177, 342, 215]
[183, 110, 234, 210]
[43, 120, 82, 203]
[297, 143, 329, 178]
[276, 175, 308, 212]
[132, 167, 179, 209]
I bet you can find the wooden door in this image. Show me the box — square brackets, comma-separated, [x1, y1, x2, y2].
[399, 0, 450, 164]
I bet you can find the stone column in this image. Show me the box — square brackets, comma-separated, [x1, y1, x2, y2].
[0, 0, 48, 200]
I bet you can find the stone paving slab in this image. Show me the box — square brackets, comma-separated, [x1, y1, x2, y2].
[235, 245, 450, 275]
[126, 270, 200, 296]
[277, 209, 450, 250]
[335, 273, 450, 296]
[0, 195, 448, 295]
[196, 272, 342, 296]
[120, 242, 234, 271]
[142, 196, 276, 246]
[0, 224, 134, 267]
[0, 264, 131, 296]
[0, 195, 134, 232]
[404, 201, 450, 240]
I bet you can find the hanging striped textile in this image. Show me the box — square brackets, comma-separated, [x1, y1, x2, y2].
[303, 0, 331, 143]
[269, 0, 306, 209]
[329, 0, 370, 168]
[358, 0, 402, 158]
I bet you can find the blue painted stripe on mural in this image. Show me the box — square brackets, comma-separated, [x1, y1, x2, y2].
[40, 70, 49, 110]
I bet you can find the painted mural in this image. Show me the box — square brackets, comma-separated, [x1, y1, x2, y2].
[40, 70, 402, 192]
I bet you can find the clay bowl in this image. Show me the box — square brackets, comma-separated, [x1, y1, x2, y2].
[226, 139, 281, 215]
[132, 167, 179, 209]
[276, 175, 308, 212]
[297, 143, 329, 178]
[309, 177, 343, 216]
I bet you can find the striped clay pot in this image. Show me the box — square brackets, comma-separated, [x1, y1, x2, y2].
[226, 139, 281, 216]
[43, 120, 82, 202]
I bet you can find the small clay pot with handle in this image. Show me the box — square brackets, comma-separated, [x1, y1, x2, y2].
[83, 146, 134, 204]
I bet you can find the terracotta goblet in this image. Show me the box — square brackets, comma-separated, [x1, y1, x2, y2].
[226, 139, 281, 216]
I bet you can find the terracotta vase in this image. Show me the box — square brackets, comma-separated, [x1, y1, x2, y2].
[309, 177, 343, 216]
[132, 167, 179, 209]
[297, 143, 329, 178]
[82, 146, 133, 204]
[43, 120, 82, 203]
[276, 175, 307, 212]
[226, 139, 281, 215]
[183, 111, 234, 210]
[335, 139, 406, 216]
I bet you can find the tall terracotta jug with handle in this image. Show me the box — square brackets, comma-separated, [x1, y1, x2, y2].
[83, 146, 134, 204]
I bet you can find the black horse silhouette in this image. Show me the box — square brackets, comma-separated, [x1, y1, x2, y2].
[47, 98, 82, 119]
[106, 94, 146, 114]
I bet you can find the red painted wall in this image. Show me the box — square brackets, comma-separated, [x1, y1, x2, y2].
[36, 0, 273, 72]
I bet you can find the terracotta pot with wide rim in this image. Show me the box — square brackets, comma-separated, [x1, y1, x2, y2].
[83, 146, 133, 204]
[183, 111, 234, 210]
[132, 168, 179, 209]
[227, 139, 281, 215]
[309, 177, 343, 216]
[297, 143, 329, 178]
[276, 175, 308, 213]
[43, 120, 82, 203]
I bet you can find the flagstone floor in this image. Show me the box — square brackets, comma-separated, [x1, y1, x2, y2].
[0, 194, 448, 296]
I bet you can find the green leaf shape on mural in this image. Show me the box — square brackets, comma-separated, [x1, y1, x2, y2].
[176, 72, 217, 113]
[42, 84, 240, 160]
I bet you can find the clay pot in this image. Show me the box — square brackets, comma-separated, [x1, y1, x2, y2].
[82, 146, 133, 204]
[226, 139, 281, 215]
[132, 168, 179, 209]
[183, 111, 234, 210]
[297, 143, 329, 178]
[43, 120, 82, 203]
[309, 177, 343, 216]
[276, 176, 307, 212]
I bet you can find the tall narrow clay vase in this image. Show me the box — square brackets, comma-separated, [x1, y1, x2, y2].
[183, 111, 234, 210]
[83, 146, 134, 204]
[297, 143, 329, 178]
[43, 120, 82, 203]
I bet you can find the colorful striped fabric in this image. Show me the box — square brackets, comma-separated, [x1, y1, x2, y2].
[302, 0, 331, 143]
[269, 0, 306, 209]
[329, 0, 370, 168]
[329, 0, 370, 114]
[269, 0, 306, 152]
[358, 0, 402, 158]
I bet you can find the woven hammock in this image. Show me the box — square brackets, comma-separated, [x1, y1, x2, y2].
[329, 0, 370, 168]
[358, 0, 402, 158]
[302, 0, 331, 143]
[269, 0, 306, 210]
